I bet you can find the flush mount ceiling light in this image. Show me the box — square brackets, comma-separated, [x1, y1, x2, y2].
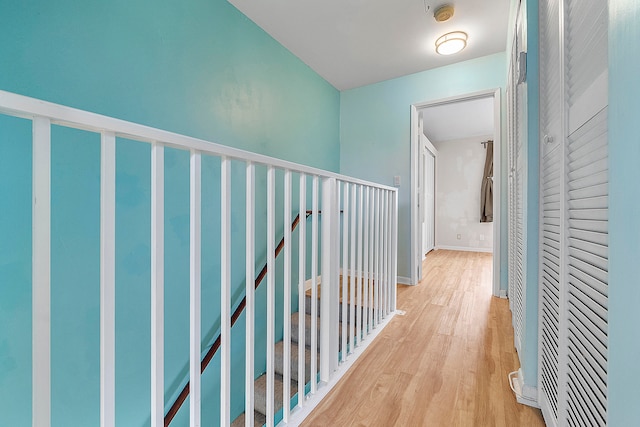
[435, 31, 468, 55]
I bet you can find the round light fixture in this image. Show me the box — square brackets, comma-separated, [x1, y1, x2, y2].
[435, 31, 468, 55]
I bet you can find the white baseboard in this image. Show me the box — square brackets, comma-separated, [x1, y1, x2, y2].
[499, 289, 508, 299]
[509, 368, 539, 408]
[436, 245, 493, 253]
[396, 276, 412, 285]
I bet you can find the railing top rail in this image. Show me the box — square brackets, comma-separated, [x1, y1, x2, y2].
[0, 90, 396, 191]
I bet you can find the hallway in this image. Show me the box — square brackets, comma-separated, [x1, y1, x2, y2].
[302, 250, 545, 426]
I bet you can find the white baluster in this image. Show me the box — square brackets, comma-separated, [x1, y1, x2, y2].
[297, 173, 306, 407]
[356, 185, 363, 346]
[349, 183, 356, 355]
[266, 166, 275, 427]
[283, 169, 292, 423]
[189, 151, 202, 427]
[151, 143, 164, 427]
[310, 176, 319, 393]
[32, 116, 51, 427]
[100, 132, 116, 427]
[341, 182, 349, 362]
[367, 188, 376, 334]
[245, 162, 255, 427]
[391, 191, 398, 311]
[374, 188, 380, 327]
[220, 156, 231, 427]
[362, 187, 370, 338]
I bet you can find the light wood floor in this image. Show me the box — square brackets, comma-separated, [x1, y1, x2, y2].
[301, 250, 545, 427]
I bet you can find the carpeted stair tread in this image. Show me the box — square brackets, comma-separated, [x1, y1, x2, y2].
[290, 312, 318, 347]
[254, 372, 297, 417]
[274, 340, 317, 382]
[230, 410, 266, 427]
[304, 294, 366, 323]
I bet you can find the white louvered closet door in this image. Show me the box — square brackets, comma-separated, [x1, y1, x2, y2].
[511, 5, 527, 355]
[506, 78, 516, 312]
[565, 0, 608, 424]
[537, 0, 609, 426]
[538, 0, 563, 423]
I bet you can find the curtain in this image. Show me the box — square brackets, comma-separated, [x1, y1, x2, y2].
[480, 141, 493, 222]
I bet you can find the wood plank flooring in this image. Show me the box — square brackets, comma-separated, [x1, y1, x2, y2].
[301, 250, 545, 427]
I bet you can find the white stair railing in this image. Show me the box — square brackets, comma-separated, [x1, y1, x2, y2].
[0, 89, 398, 427]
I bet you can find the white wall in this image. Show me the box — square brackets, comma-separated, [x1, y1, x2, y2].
[434, 135, 493, 252]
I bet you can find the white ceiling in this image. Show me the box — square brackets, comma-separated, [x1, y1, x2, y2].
[228, 0, 510, 90]
[420, 96, 494, 143]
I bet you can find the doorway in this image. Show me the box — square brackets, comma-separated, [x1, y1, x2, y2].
[410, 89, 501, 296]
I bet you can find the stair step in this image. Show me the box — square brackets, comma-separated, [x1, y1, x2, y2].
[304, 294, 366, 323]
[231, 300, 358, 425]
[254, 372, 297, 417]
[289, 312, 344, 351]
[231, 410, 266, 427]
[290, 312, 317, 347]
[274, 340, 317, 382]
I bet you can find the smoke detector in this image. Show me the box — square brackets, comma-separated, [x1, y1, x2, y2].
[434, 5, 455, 22]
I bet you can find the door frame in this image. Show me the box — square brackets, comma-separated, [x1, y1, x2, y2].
[410, 88, 502, 297]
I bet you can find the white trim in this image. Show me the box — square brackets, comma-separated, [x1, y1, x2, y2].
[281, 312, 396, 427]
[491, 88, 502, 297]
[499, 289, 508, 299]
[509, 368, 539, 408]
[436, 245, 493, 253]
[0, 90, 395, 192]
[411, 88, 502, 297]
[396, 276, 412, 285]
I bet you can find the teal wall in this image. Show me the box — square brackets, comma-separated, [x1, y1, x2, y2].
[339, 52, 508, 286]
[0, 0, 339, 426]
[609, 0, 640, 425]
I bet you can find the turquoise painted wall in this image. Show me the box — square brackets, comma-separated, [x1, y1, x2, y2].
[0, 0, 339, 426]
[609, 0, 640, 425]
[339, 52, 508, 287]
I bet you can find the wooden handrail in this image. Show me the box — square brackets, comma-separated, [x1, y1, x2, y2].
[164, 210, 314, 426]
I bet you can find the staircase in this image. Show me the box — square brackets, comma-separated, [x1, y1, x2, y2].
[0, 90, 398, 427]
[231, 292, 353, 427]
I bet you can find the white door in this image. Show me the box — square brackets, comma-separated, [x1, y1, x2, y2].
[421, 143, 436, 257]
[537, 0, 609, 425]
[539, 0, 563, 420]
[507, 3, 527, 356]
